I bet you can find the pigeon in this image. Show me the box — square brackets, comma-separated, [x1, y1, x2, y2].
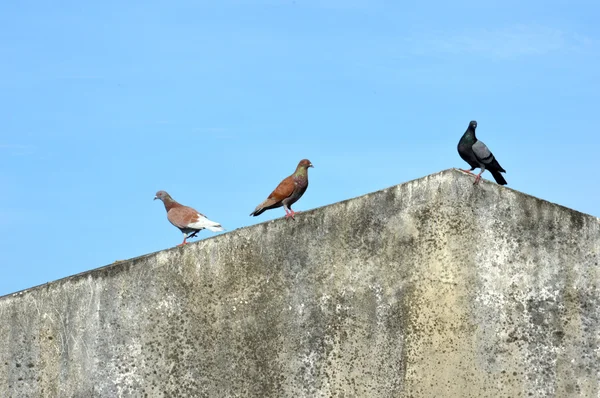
[154, 190, 224, 246]
[250, 159, 314, 219]
[457, 120, 507, 185]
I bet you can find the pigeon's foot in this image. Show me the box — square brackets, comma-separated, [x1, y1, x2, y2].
[284, 208, 294, 220]
[473, 174, 483, 185]
[177, 240, 188, 247]
[459, 169, 474, 174]
[285, 209, 300, 220]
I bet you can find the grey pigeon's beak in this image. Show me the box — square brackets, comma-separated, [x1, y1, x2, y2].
[153, 196, 158, 201]
[309, 164, 314, 168]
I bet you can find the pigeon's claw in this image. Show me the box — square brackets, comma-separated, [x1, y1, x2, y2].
[285, 208, 300, 220]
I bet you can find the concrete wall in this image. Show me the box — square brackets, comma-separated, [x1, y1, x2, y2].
[1, 169, 599, 398]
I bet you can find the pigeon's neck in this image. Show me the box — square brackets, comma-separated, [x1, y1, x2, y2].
[162, 198, 181, 212]
[462, 128, 477, 142]
[294, 167, 308, 178]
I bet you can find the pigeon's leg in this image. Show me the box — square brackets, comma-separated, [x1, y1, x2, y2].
[284, 205, 295, 220]
[459, 167, 475, 174]
[473, 167, 485, 185]
[287, 209, 301, 219]
[177, 233, 189, 246]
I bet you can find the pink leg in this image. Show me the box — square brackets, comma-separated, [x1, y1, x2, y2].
[177, 237, 188, 246]
[459, 168, 474, 174]
[285, 208, 297, 219]
[473, 171, 484, 185]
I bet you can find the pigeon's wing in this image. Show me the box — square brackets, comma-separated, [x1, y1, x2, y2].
[251, 175, 295, 214]
[263, 175, 295, 205]
[272, 175, 295, 195]
[472, 140, 495, 164]
[167, 206, 203, 229]
[168, 206, 224, 232]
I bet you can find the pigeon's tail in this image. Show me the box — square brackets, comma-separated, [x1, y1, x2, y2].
[250, 198, 280, 217]
[189, 216, 224, 232]
[205, 223, 224, 232]
[205, 218, 225, 232]
[249, 208, 265, 217]
[490, 170, 507, 185]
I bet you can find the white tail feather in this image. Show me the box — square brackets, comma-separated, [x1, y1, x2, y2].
[206, 224, 224, 232]
[188, 214, 224, 232]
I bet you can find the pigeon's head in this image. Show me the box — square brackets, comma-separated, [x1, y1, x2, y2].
[469, 120, 478, 129]
[298, 159, 314, 169]
[154, 190, 170, 202]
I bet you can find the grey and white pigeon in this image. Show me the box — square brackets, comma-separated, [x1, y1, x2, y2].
[457, 120, 507, 185]
[250, 159, 313, 219]
[154, 190, 224, 246]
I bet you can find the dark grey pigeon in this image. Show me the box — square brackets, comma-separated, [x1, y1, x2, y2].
[457, 120, 507, 185]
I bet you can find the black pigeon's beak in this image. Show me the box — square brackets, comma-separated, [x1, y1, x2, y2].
[309, 163, 314, 168]
[153, 196, 158, 201]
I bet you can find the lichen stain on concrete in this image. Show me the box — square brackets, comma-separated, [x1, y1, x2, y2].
[0, 169, 599, 397]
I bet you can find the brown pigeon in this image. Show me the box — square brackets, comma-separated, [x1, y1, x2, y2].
[250, 159, 313, 219]
[154, 191, 224, 246]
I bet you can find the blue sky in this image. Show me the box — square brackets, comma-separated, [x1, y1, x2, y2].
[1, 0, 599, 296]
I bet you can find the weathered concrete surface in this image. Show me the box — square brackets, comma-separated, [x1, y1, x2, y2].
[1, 169, 599, 398]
